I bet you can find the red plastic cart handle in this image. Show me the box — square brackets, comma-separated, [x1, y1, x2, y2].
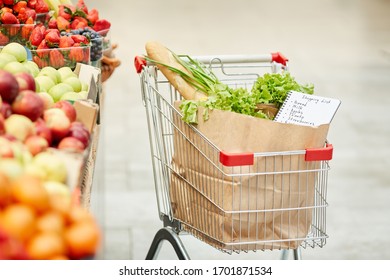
[219, 151, 254, 166]
[219, 143, 333, 166]
[305, 143, 333, 161]
[134, 56, 147, 73]
[271, 52, 289, 66]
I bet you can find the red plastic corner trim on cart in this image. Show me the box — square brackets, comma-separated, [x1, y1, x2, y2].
[219, 151, 254, 167]
[271, 52, 289, 66]
[305, 143, 333, 161]
[134, 56, 147, 73]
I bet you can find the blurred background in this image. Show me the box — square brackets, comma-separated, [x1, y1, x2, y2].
[87, 0, 390, 259]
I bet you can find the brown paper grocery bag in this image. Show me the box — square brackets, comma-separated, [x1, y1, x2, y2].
[170, 103, 329, 250]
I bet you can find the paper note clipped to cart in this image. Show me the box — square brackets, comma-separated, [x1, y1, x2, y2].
[273, 90, 341, 126]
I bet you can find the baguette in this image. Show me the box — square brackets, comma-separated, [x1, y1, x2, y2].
[145, 41, 207, 100]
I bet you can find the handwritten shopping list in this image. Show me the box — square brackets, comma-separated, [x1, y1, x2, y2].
[273, 91, 341, 126]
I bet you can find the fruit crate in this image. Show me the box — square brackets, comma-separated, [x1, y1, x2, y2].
[97, 28, 111, 51]
[29, 46, 91, 70]
[0, 24, 36, 46]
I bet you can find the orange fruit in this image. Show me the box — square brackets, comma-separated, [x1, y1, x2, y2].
[26, 232, 67, 260]
[0, 172, 12, 208]
[48, 193, 71, 218]
[67, 205, 95, 224]
[0, 204, 36, 243]
[11, 175, 50, 213]
[65, 221, 101, 259]
[36, 211, 66, 234]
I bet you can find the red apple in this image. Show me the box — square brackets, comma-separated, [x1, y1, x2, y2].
[43, 108, 71, 142]
[24, 135, 49, 156]
[0, 101, 12, 119]
[52, 100, 77, 122]
[68, 121, 90, 148]
[14, 72, 36, 92]
[0, 70, 19, 103]
[11, 90, 44, 121]
[58, 136, 85, 153]
[0, 136, 14, 158]
[34, 118, 53, 146]
[0, 114, 4, 135]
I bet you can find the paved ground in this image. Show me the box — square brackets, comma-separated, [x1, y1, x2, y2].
[88, 0, 390, 260]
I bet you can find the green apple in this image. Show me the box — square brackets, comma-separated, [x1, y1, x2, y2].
[48, 83, 74, 102]
[35, 75, 56, 92]
[59, 91, 84, 102]
[3, 61, 29, 74]
[37, 91, 55, 109]
[38, 66, 61, 84]
[0, 158, 24, 180]
[0, 55, 16, 69]
[58, 67, 77, 82]
[22, 61, 40, 77]
[63, 76, 82, 92]
[31, 152, 68, 183]
[1, 42, 28, 62]
[81, 82, 89, 92]
[43, 181, 71, 198]
[78, 91, 88, 99]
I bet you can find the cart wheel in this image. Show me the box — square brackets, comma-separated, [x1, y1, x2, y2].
[281, 248, 302, 260]
[145, 227, 190, 260]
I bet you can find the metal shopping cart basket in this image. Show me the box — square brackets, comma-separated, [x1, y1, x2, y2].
[134, 52, 332, 260]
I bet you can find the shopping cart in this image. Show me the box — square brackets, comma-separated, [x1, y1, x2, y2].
[134, 52, 332, 260]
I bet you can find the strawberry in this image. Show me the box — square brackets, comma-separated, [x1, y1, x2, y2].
[27, 0, 37, 9]
[29, 25, 45, 47]
[59, 35, 74, 48]
[17, 7, 28, 23]
[93, 19, 111, 32]
[21, 17, 34, 39]
[56, 16, 70, 31]
[1, 7, 13, 14]
[68, 43, 85, 62]
[13, 1, 27, 13]
[36, 39, 49, 58]
[35, 0, 49, 13]
[49, 49, 65, 68]
[3, 0, 14, 6]
[58, 5, 75, 21]
[25, 7, 37, 21]
[87, 9, 99, 25]
[71, 34, 89, 44]
[1, 12, 19, 24]
[33, 55, 48, 68]
[0, 33, 9, 46]
[45, 29, 60, 47]
[76, 0, 88, 14]
[48, 18, 57, 29]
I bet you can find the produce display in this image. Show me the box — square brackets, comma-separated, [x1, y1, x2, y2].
[0, 172, 101, 260]
[144, 41, 314, 123]
[0, 0, 115, 260]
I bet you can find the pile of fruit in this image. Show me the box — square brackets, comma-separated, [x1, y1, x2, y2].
[0, 172, 101, 260]
[0, 0, 50, 45]
[0, 42, 91, 154]
[0, 0, 112, 260]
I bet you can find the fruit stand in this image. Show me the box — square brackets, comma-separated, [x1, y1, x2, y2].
[0, 0, 120, 260]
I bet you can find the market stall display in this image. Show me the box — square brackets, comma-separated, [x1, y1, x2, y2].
[0, 0, 117, 260]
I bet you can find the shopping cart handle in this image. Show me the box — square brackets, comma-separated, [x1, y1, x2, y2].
[305, 143, 333, 161]
[134, 56, 147, 73]
[219, 151, 254, 166]
[271, 52, 289, 66]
